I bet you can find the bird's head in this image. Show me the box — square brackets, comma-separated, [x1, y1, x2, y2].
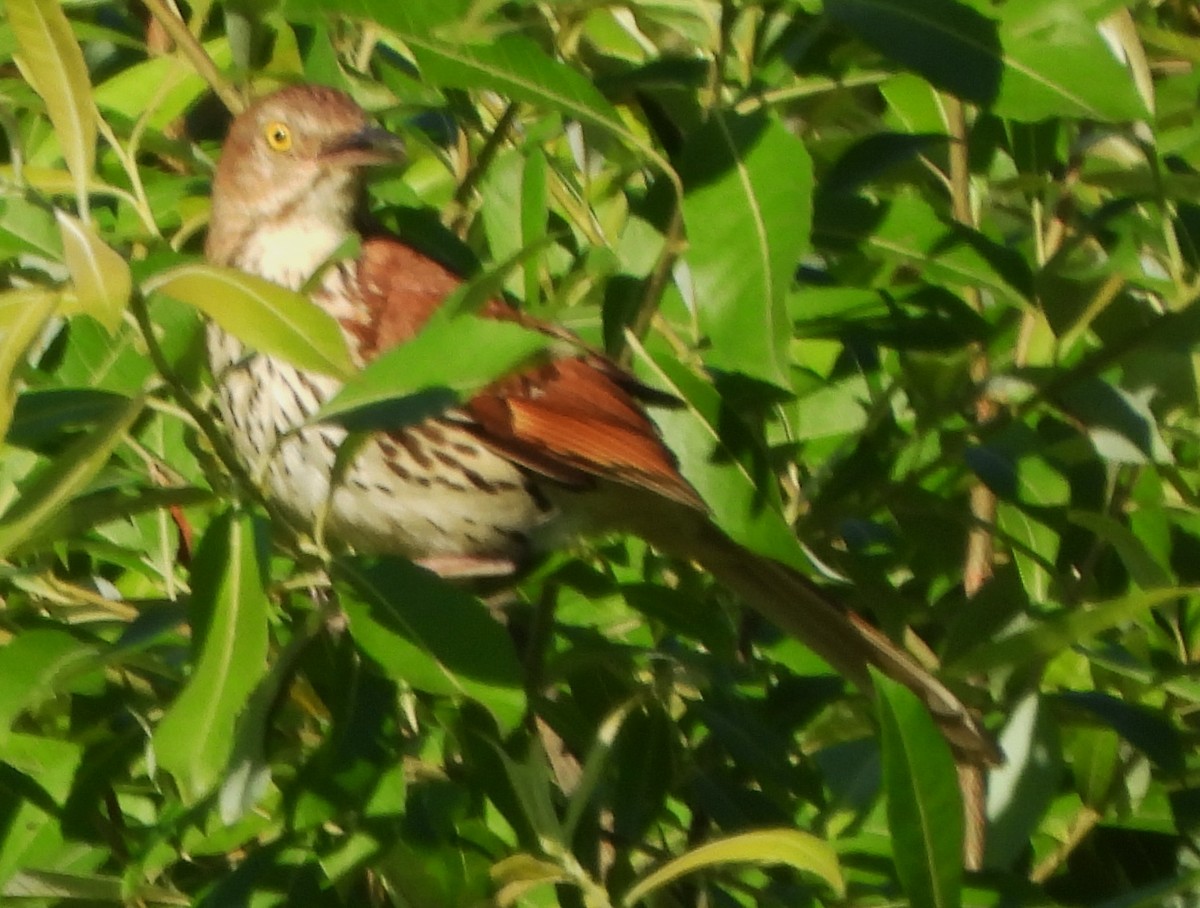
[206, 85, 405, 264]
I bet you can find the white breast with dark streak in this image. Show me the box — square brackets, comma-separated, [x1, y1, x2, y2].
[207, 239, 555, 569]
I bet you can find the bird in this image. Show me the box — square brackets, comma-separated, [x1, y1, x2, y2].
[204, 83, 998, 764]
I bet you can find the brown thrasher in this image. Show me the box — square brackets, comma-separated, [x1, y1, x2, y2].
[204, 84, 997, 763]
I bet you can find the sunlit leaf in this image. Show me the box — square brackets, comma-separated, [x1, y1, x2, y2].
[0, 393, 142, 558]
[679, 111, 811, 387]
[874, 670, 963, 908]
[984, 695, 1063, 870]
[144, 262, 355, 379]
[316, 313, 547, 427]
[0, 288, 59, 440]
[153, 511, 270, 802]
[623, 827, 844, 905]
[0, 630, 99, 743]
[55, 210, 131, 332]
[7, 0, 96, 212]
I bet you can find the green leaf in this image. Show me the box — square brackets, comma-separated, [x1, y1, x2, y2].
[630, 337, 810, 571]
[994, 0, 1148, 121]
[873, 669, 963, 908]
[54, 210, 131, 332]
[520, 147, 548, 308]
[2, 869, 190, 904]
[288, 0, 675, 178]
[1056, 379, 1172, 465]
[622, 828, 844, 906]
[0, 733, 84, 885]
[7, 0, 96, 213]
[562, 698, 641, 842]
[0, 393, 143, 559]
[0, 630, 99, 743]
[143, 263, 355, 379]
[316, 313, 547, 427]
[491, 854, 569, 907]
[93, 37, 232, 131]
[1067, 510, 1172, 590]
[1068, 725, 1120, 807]
[610, 706, 674, 843]
[489, 740, 564, 847]
[153, 511, 270, 802]
[826, 0, 1003, 107]
[866, 194, 1031, 306]
[336, 557, 526, 733]
[827, 0, 1146, 121]
[983, 694, 1063, 870]
[1061, 690, 1186, 775]
[0, 288, 59, 440]
[60, 295, 199, 394]
[7, 388, 130, 447]
[997, 501, 1059, 605]
[679, 111, 811, 387]
[949, 585, 1200, 675]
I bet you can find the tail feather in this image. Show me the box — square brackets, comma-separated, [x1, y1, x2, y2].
[686, 524, 1001, 765]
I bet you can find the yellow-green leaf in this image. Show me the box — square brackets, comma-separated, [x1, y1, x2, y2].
[0, 393, 143, 559]
[55, 210, 131, 332]
[0, 288, 59, 440]
[7, 0, 97, 214]
[491, 854, 570, 907]
[622, 828, 844, 906]
[153, 511, 270, 802]
[144, 263, 355, 379]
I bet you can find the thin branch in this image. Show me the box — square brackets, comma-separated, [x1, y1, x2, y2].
[946, 95, 996, 602]
[946, 92, 993, 873]
[141, 0, 243, 114]
[451, 100, 521, 234]
[620, 202, 685, 364]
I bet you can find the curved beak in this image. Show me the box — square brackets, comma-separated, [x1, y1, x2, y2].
[322, 125, 407, 167]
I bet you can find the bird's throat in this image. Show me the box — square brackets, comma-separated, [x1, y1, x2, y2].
[237, 216, 355, 292]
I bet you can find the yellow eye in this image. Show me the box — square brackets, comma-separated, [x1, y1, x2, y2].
[264, 121, 292, 152]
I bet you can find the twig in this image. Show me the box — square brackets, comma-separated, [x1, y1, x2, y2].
[621, 203, 685, 364]
[946, 93, 994, 872]
[140, 0, 243, 114]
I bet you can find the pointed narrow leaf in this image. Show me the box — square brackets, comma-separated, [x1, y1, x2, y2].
[827, 0, 1146, 121]
[94, 37, 233, 130]
[339, 1, 628, 139]
[336, 557, 526, 733]
[144, 263, 354, 379]
[997, 501, 1058, 604]
[491, 854, 570, 908]
[0, 394, 143, 558]
[826, 0, 1002, 106]
[622, 828, 844, 906]
[55, 211, 131, 331]
[287, 0, 672, 175]
[984, 695, 1063, 870]
[874, 670, 963, 908]
[0, 630, 99, 743]
[630, 337, 810, 572]
[153, 511, 270, 802]
[679, 112, 811, 387]
[950, 585, 1200, 675]
[995, 0, 1148, 122]
[317, 314, 547, 427]
[0, 288, 59, 440]
[7, 0, 96, 212]
[2, 869, 190, 905]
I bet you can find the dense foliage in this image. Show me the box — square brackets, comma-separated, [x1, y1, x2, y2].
[2, 0, 1200, 904]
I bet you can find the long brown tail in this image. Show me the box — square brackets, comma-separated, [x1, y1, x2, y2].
[683, 522, 1000, 765]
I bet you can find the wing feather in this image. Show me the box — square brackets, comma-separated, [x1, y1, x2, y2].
[352, 237, 705, 510]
